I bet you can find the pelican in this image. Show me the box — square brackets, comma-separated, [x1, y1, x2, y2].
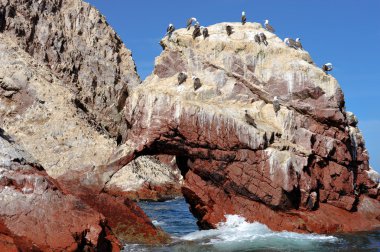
[241, 11, 247, 25]
[201, 26, 209, 38]
[264, 19, 275, 33]
[187, 17, 197, 30]
[254, 33, 261, 44]
[166, 23, 175, 37]
[273, 96, 280, 116]
[284, 38, 297, 49]
[322, 63, 333, 74]
[295, 38, 303, 50]
[193, 76, 202, 90]
[178, 72, 187, 85]
[192, 22, 201, 39]
[259, 32, 268, 45]
[226, 25, 233, 36]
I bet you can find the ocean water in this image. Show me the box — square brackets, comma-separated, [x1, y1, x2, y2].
[123, 198, 380, 252]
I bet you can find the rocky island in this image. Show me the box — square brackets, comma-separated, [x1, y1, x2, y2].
[0, 0, 379, 251]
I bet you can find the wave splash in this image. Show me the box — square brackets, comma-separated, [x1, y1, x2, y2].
[181, 215, 339, 251]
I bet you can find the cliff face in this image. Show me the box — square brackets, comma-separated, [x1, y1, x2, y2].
[0, 0, 140, 140]
[0, 128, 120, 251]
[121, 22, 380, 233]
[0, 0, 173, 248]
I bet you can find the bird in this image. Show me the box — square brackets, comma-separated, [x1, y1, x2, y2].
[244, 110, 257, 128]
[193, 76, 202, 90]
[259, 32, 268, 46]
[226, 25, 233, 36]
[178, 72, 187, 85]
[254, 33, 261, 44]
[166, 23, 175, 37]
[284, 38, 297, 49]
[201, 26, 209, 39]
[264, 19, 275, 33]
[273, 96, 280, 116]
[322, 63, 333, 74]
[192, 22, 201, 39]
[186, 17, 197, 30]
[241, 11, 247, 25]
[295, 38, 303, 50]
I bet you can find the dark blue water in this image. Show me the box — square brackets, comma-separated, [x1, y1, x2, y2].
[122, 198, 380, 252]
[138, 197, 199, 237]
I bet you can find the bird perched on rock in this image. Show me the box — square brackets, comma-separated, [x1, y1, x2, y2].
[254, 33, 261, 44]
[284, 38, 297, 49]
[306, 191, 318, 210]
[295, 38, 303, 50]
[186, 17, 197, 30]
[244, 110, 257, 128]
[241, 11, 247, 25]
[322, 63, 333, 74]
[201, 26, 209, 39]
[166, 23, 175, 37]
[192, 22, 201, 39]
[259, 32, 268, 46]
[226, 25, 233, 36]
[264, 19, 275, 33]
[193, 76, 202, 90]
[273, 96, 280, 116]
[177, 72, 187, 85]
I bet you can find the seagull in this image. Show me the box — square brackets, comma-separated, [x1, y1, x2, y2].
[264, 19, 275, 33]
[187, 17, 197, 30]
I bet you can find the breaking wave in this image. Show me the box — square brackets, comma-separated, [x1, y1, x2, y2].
[180, 215, 339, 251]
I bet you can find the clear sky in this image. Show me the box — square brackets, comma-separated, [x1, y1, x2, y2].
[86, 0, 380, 171]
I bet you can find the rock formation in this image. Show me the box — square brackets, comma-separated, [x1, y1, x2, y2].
[1, 0, 379, 249]
[119, 22, 380, 233]
[0, 128, 120, 251]
[0, 0, 140, 140]
[105, 155, 183, 201]
[0, 0, 175, 248]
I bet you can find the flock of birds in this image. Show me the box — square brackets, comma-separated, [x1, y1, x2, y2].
[165, 11, 333, 125]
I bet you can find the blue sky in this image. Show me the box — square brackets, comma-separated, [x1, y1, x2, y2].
[86, 0, 380, 171]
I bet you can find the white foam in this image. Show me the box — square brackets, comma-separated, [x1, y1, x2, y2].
[152, 220, 166, 226]
[181, 215, 338, 250]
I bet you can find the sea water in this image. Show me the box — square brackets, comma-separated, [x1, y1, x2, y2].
[123, 198, 380, 252]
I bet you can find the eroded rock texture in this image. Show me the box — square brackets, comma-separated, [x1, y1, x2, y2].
[0, 129, 120, 251]
[120, 23, 380, 233]
[0, 0, 140, 140]
[106, 155, 183, 201]
[0, 0, 172, 247]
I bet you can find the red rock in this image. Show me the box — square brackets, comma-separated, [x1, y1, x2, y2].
[0, 136, 119, 251]
[117, 23, 380, 234]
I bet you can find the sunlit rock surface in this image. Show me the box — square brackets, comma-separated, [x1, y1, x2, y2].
[0, 0, 172, 247]
[120, 22, 380, 233]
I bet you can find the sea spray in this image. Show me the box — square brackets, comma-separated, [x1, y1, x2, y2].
[182, 215, 338, 251]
